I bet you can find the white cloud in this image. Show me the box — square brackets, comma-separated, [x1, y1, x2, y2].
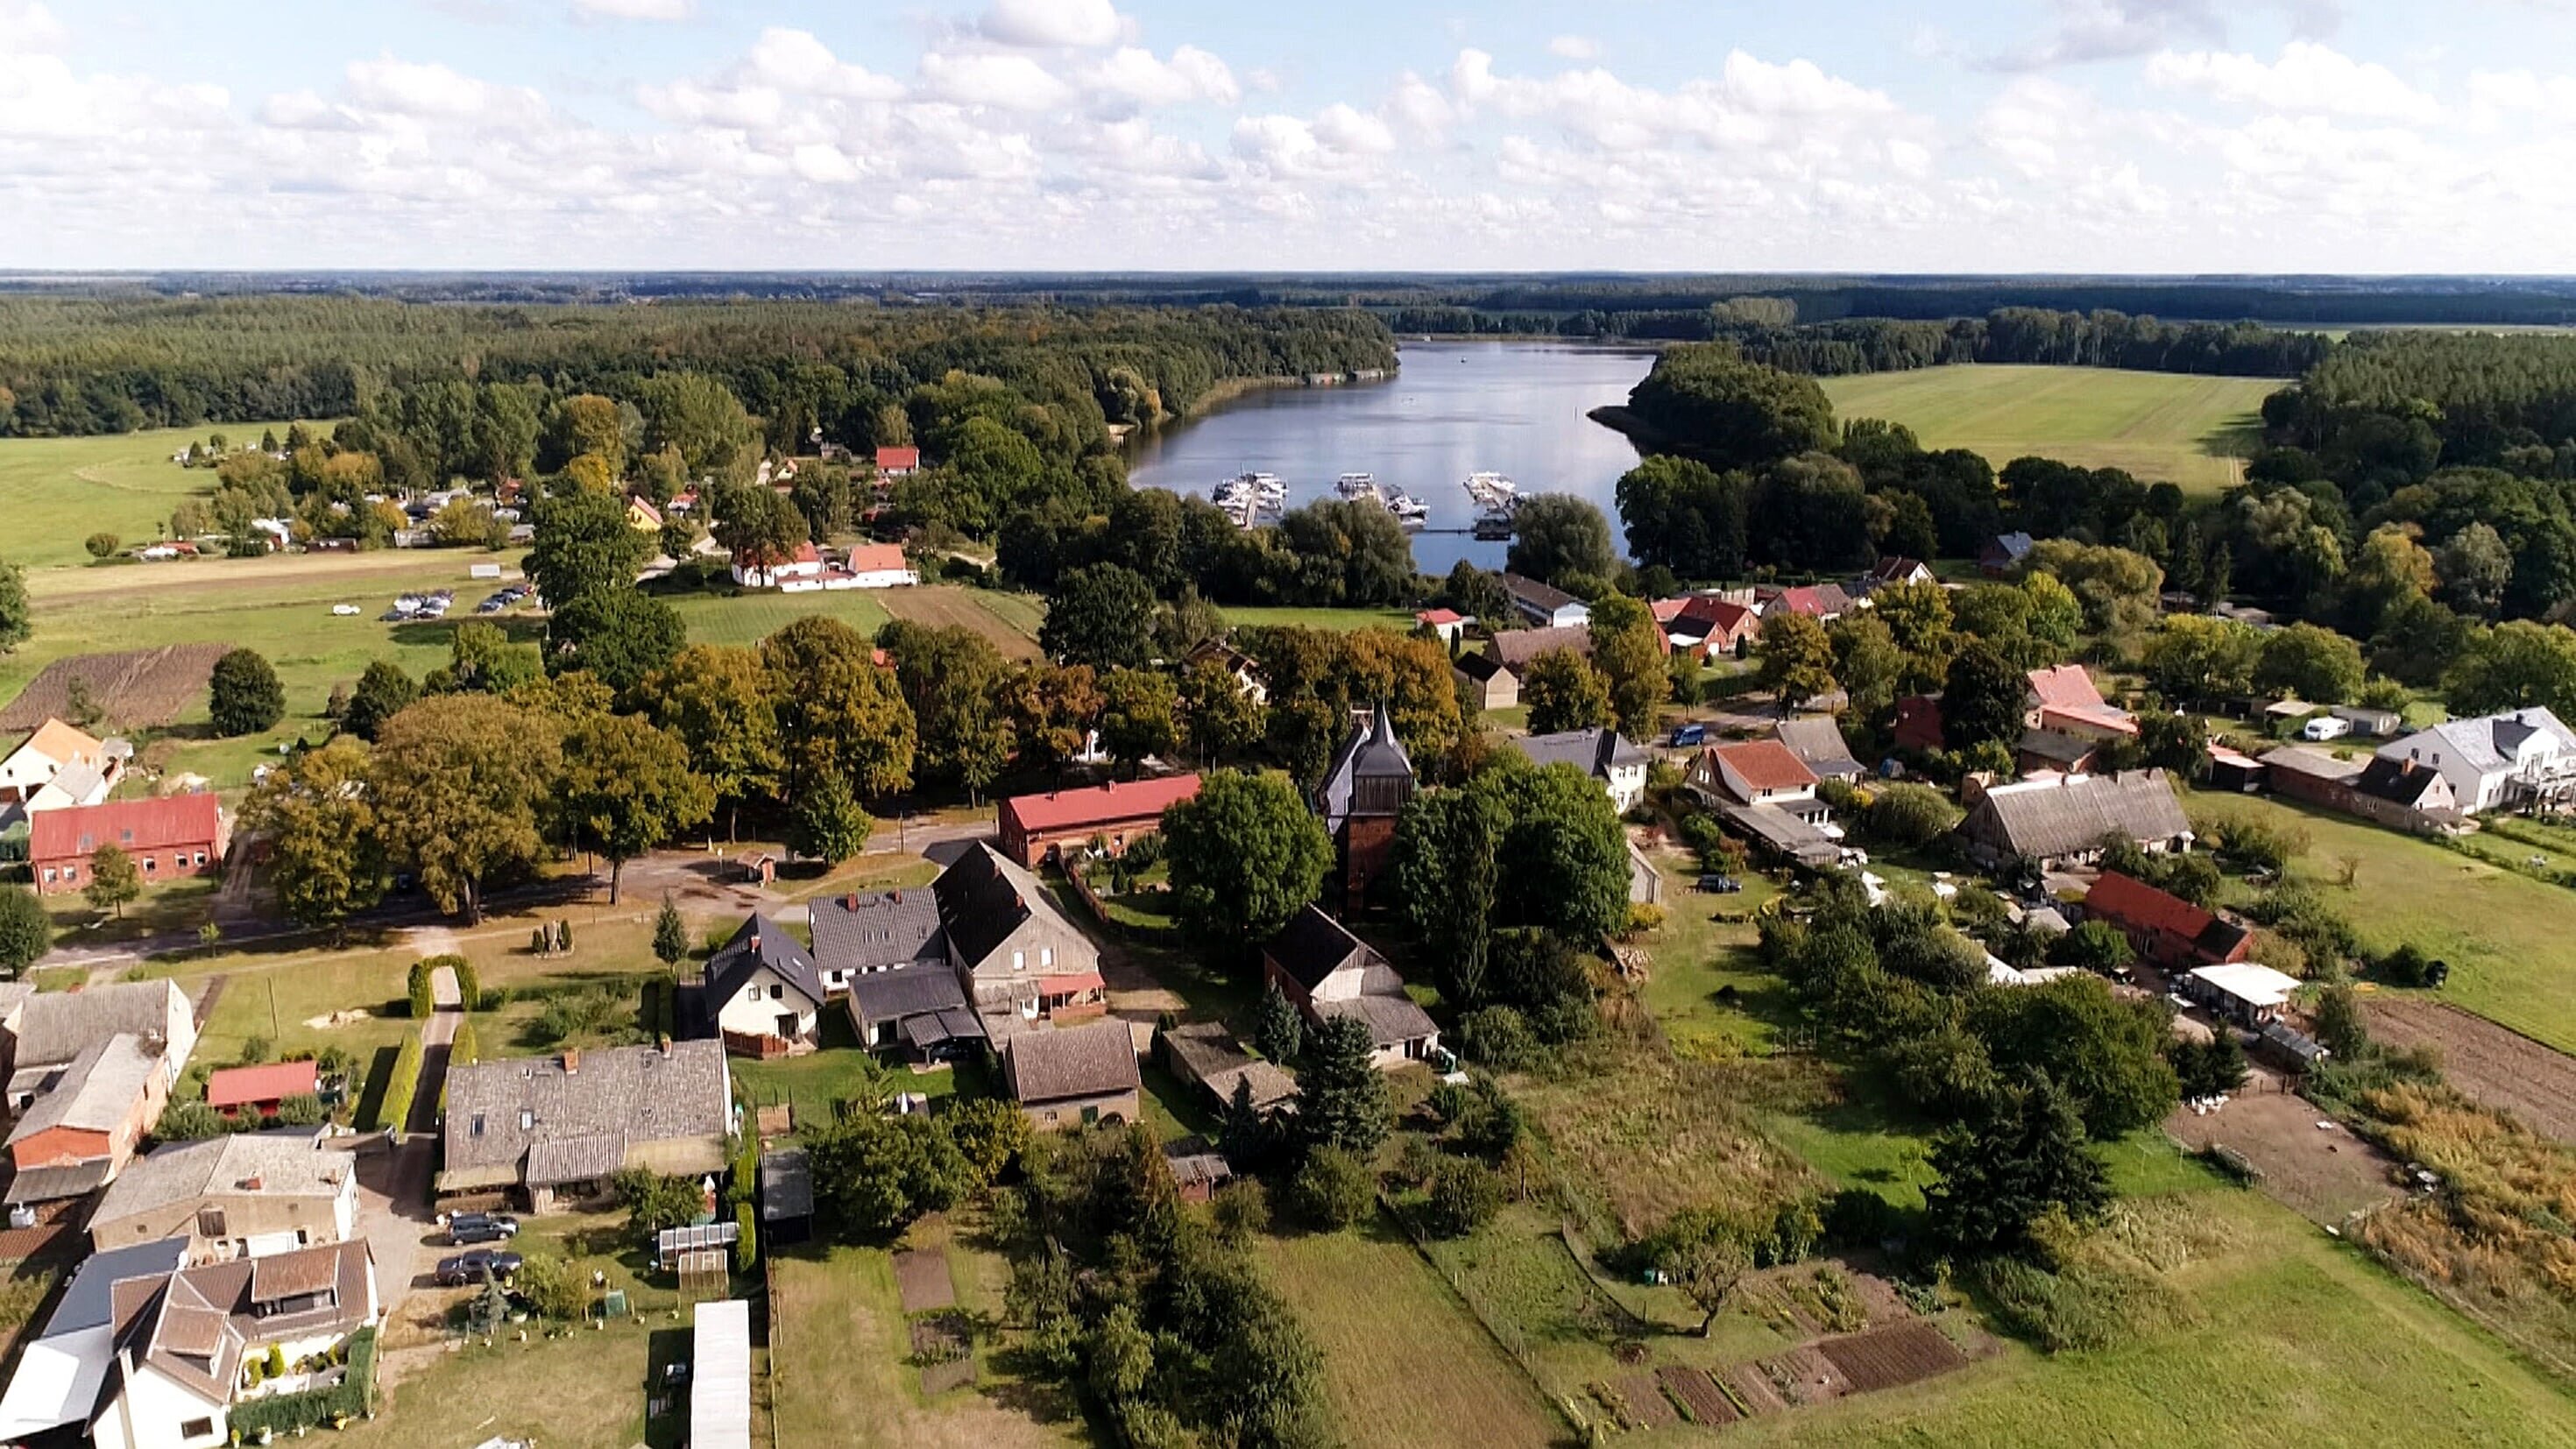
[2, 0, 67, 51]
[1547, 35, 1600, 61]
[980, 0, 1122, 49]
[1992, 0, 2224, 71]
[919, 50, 1074, 110]
[1091, 45, 1237, 106]
[2469, 67, 2576, 124]
[2146, 42, 2439, 122]
[745, 28, 904, 100]
[344, 57, 548, 125]
[571, 0, 692, 20]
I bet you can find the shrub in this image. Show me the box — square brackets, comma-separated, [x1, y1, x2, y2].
[2376, 942, 2448, 988]
[225, 1329, 378, 1437]
[275, 1092, 328, 1127]
[516, 1253, 587, 1320]
[1288, 1146, 1373, 1231]
[84, 532, 119, 559]
[2049, 920, 2136, 972]
[453, 958, 482, 1012]
[407, 961, 435, 1019]
[1455, 1005, 1539, 1070]
[371, 1030, 426, 1134]
[1422, 1157, 1504, 1238]
[153, 1099, 230, 1142]
[1866, 781, 1961, 847]
[735, 1203, 760, 1272]
[1823, 1186, 1906, 1248]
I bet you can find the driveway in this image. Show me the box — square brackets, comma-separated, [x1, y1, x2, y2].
[354, 1135, 441, 1330]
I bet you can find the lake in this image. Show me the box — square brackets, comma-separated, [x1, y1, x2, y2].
[1125, 340, 1654, 576]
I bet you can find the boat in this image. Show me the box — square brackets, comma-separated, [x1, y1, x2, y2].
[1471, 506, 1516, 541]
[1462, 471, 1518, 509]
[1335, 472, 1378, 498]
[1386, 492, 1430, 524]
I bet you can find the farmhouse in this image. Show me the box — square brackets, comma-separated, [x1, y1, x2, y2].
[1660, 597, 1760, 661]
[2265, 745, 2461, 833]
[839, 542, 919, 589]
[626, 497, 663, 532]
[1755, 583, 1852, 622]
[1861, 556, 1936, 591]
[997, 774, 1201, 868]
[2016, 728, 2102, 777]
[2023, 665, 2137, 739]
[2082, 872, 2252, 970]
[202, 1061, 318, 1120]
[29, 794, 230, 897]
[729, 540, 826, 590]
[88, 1240, 380, 1449]
[1508, 728, 1649, 810]
[874, 445, 921, 477]
[931, 844, 1106, 1030]
[1315, 709, 1416, 907]
[1414, 608, 1470, 643]
[1499, 573, 1590, 628]
[4, 1035, 171, 1206]
[1262, 905, 1438, 1070]
[2183, 963, 2304, 1028]
[1688, 739, 1825, 819]
[1773, 716, 1866, 783]
[1, 720, 122, 821]
[1489, 624, 1595, 678]
[1001, 1019, 1142, 1130]
[807, 887, 945, 995]
[1160, 1021, 1298, 1114]
[2374, 708, 2576, 815]
[1980, 532, 2035, 575]
[703, 915, 827, 1057]
[437, 1040, 733, 1211]
[2, 978, 197, 1114]
[88, 1133, 357, 1262]
[0, 1238, 191, 1442]
[1955, 770, 2193, 868]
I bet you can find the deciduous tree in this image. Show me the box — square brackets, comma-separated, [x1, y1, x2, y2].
[1520, 648, 1613, 735]
[85, 844, 141, 919]
[526, 490, 649, 610]
[1178, 656, 1264, 765]
[341, 660, 418, 742]
[1506, 494, 1617, 588]
[1040, 563, 1158, 670]
[1099, 668, 1180, 774]
[1755, 611, 1836, 713]
[1161, 769, 1332, 951]
[244, 738, 386, 939]
[0, 886, 51, 975]
[547, 589, 686, 696]
[759, 616, 915, 799]
[208, 647, 286, 737]
[558, 714, 714, 904]
[641, 645, 782, 840]
[1588, 594, 1667, 739]
[368, 695, 564, 922]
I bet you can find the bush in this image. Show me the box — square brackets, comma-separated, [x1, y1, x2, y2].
[0, 886, 53, 975]
[1455, 1005, 1539, 1070]
[454, 958, 482, 1012]
[735, 1203, 760, 1272]
[1866, 781, 1962, 847]
[1823, 1186, 1906, 1248]
[225, 1328, 376, 1436]
[84, 532, 119, 559]
[2375, 942, 2448, 988]
[2049, 920, 2136, 972]
[153, 1099, 230, 1142]
[371, 1030, 426, 1134]
[275, 1092, 328, 1127]
[1422, 1157, 1504, 1239]
[516, 1254, 587, 1320]
[1288, 1146, 1373, 1231]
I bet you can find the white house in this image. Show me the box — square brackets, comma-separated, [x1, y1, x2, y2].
[1508, 728, 1650, 811]
[1690, 739, 1822, 812]
[730, 541, 826, 590]
[704, 915, 827, 1053]
[1499, 574, 1590, 629]
[1261, 906, 1439, 1070]
[2374, 709, 2576, 815]
[841, 542, 919, 590]
[1, 719, 118, 806]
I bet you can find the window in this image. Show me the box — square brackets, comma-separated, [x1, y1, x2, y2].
[195, 852, 208, 866]
[39, 868, 53, 884]
[1011, 950, 1024, 972]
[181, 1418, 216, 1440]
[770, 984, 783, 1000]
[745, 986, 761, 1000]
[197, 1207, 228, 1237]
[143, 857, 158, 873]
[1040, 947, 1053, 969]
[471, 1113, 485, 1138]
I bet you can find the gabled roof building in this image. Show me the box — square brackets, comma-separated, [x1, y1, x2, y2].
[438, 1041, 733, 1211]
[1315, 709, 1415, 907]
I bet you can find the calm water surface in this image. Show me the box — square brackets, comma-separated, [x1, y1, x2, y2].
[1125, 341, 1652, 575]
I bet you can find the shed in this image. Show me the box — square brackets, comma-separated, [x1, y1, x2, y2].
[760, 1147, 812, 1245]
[2184, 963, 2304, 1028]
[691, 1299, 752, 1449]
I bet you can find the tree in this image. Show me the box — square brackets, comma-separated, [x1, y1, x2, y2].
[1506, 494, 1617, 587]
[1828, 612, 1904, 724]
[1924, 1071, 2110, 1255]
[1162, 770, 1332, 950]
[1255, 979, 1304, 1063]
[1220, 1074, 1281, 1171]
[1520, 648, 1613, 735]
[547, 589, 686, 695]
[1481, 762, 1631, 942]
[880, 622, 1016, 802]
[1423, 1158, 1504, 1238]
[1288, 1144, 1373, 1230]
[0, 886, 51, 975]
[1941, 639, 2027, 751]
[2026, 541, 2164, 637]
[638, 371, 759, 478]
[2313, 983, 2370, 1059]
[437, 621, 542, 696]
[1179, 656, 1264, 765]
[1588, 594, 1667, 739]
[1624, 345, 1837, 469]
[85, 844, 142, 919]
[84, 532, 119, 559]
[243, 738, 386, 939]
[1668, 1237, 1752, 1338]
[642, 645, 782, 840]
[759, 616, 915, 799]
[1436, 559, 1518, 628]
[2254, 622, 2366, 705]
[1872, 579, 1957, 694]
[2050, 920, 2137, 973]
[711, 482, 810, 576]
[1298, 1014, 1391, 1157]
[2447, 620, 2576, 717]
[0, 558, 27, 654]
[790, 772, 874, 865]
[558, 714, 713, 903]
[806, 1112, 975, 1240]
[526, 491, 649, 610]
[368, 695, 565, 922]
[1389, 787, 1507, 1008]
[1099, 668, 1180, 774]
[341, 660, 419, 742]
[1040, 563, 1157, 670]
[515, 1254, 588, 1322]
[1966, 975, 2178, 1138]
[207, 647, 285, 737]
[612, 1169, 709, 1249]
[1755, 611, 1836, 713]
[2142, 615, 2263, 703]
[654, 896, 689, 966]
[2435, 521, 2513, 618]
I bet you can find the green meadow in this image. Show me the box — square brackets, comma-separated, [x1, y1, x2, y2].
[1822, 365, 2275, 494]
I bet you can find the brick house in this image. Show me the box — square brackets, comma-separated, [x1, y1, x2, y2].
[2081, 871, 2253, 971]
[997, 774, 1202, 868]
[30, 795, 229, 897]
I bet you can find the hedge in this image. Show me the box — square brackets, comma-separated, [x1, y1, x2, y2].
[226, 1328, 378, 1436]
[453, 958, 482, 1013]
[406, 961, 435, 1020]
[442, 1020, 479, 1116]
[734, 1203, 759, 1272]
[369, 1031, 425, 1134]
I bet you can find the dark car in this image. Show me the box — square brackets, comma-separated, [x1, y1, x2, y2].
[1669, 724, 1708, 747]
[435, 1249, 523, 1287]
[1695, 874, 1742, 894]
[446, 1212, 520, 1246]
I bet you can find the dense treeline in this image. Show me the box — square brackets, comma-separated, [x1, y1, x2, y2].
[0, 296, 1396, 440]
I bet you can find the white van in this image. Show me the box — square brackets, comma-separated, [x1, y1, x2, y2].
[2301, 715, 2353, 742]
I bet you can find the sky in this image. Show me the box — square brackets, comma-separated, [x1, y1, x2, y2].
[5, 0, 2576, 273]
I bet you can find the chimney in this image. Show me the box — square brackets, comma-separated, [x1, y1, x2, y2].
[748, 934, 761, 955]
[846, 894, 859, 910]
[562, 1049, 580, 1075]
[659, 1036, 672, 1057]
[243, 1175, 263, 1191]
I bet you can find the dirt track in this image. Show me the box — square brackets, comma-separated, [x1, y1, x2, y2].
[2168, 1085, 2396, 1224]
[2369, 997, 2576, 1143]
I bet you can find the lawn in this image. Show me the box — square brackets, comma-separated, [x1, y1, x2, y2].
[2183, 788, 2576, 1052]
[669, 589, 894, 649]
[1819, 366, 2275, 495]
[1256, 1217, 1568, 1449]
[1631, 844, 1789, 1061]
[0, 424, 308, 572]
[1220, 605, 1419, 633]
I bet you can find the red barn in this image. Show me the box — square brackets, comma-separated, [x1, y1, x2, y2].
[30, 794, 230, 896]
[998, 775, 1203, 867]
[2083, 871, 2253, 970]
[205, 1060, 321, 1119]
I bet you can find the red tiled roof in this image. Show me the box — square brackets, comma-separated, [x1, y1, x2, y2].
[1649, 598, 1690, 624]
[1002, 774, 1203, 835]
[1675, 598, 1759, 637]
[1415, 609, 1465, 626]
[2042, 703, 2141, 737]
[1764, 585, 1848, 618]
[205, 1060, 319, 1110]
[1709, 739, 1818, 793]
[846, 543, 909, 574]
[2085, 872, 2245, 958]
[875, 446, 921, 470]
[31, 794, 223, 862]
[2026, 664, 2107, 711]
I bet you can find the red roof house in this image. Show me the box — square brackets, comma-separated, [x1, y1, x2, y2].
[2083, 871, 2254, 970]
[2025, 665, 2138, 739]
[204, 1060, 320, 1119]
[30, 795, 230, 897]
[1690, 739, 1821, 807]
[998, 774, 1204, 867]
[875, 446, 922, 477]
[1668, 598, 1761, 658]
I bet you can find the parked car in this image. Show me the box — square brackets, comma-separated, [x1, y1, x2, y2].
[1669, 723, 1708, 748]
[330, 604, 360, 617]
[1695, 874, 1742, 894]
[447, 1212, 521, 1246]
[435, 1249, 523, 1286]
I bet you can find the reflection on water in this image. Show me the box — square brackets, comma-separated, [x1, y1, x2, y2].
[1124, 340, 1654, 576]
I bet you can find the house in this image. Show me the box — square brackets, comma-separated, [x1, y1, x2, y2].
[202, 1062, 317, 1120]
[1716, 801, 1844, 869]
[1160, 1021, 1298, 1115]
[845, 968, 983, 1064]
[1689, 739, 1825, 819]
[1499, 574, 1590, 628]
[1453, 652, 1517, 712]
[1001, 1019, 1142, 1129]
[1954, 770, 2194, 868]
[2015, 729, 2101, 777]
[5, 1035, 170, 1206]
[1490, 624, 1596, 677]
[2351, 754, 2463, 827]
[1261, 906, 1439, 1070]
[2023, 665, 2137, 739]
[1415, 608, 1470, 643]
[3, 979, 198, 1114]
[96, 1241, 379, 1449]
[729, 540, 825, 590]
[29, 795, 230, 898]
[703, 915, 826, 1057]
[692, 1300, 753, 1449]
[0, 1238, 192, 1443]
[997, 774, 1201, 868]
[1314, 709, 1416, 907]
[841, 542, 919, 589]
[1627, 834, 1663, 906]
[436, 1041, 734, 1211]
[874, 445, 922, 478]
[1183, 639, 1268, 706]
[626, 497, 665, 532]
[2082, 872, 2253, 971]
[1773, 717, 1865, 783]
[1509, 728, 1650, 810]
[807, 887, 945, 996]
[1662, 597, 1761, 661]
[1893, 694, 1947, 753]
[1980, 532, 2036, 575]
[22, 761, 113, 815]
[1755, 583, 1852, 622]
[931, 844, 1106, 1030]
[2374, 709, 2576, 814]
[88, 1134, 358, 1262]
[2183, 963, 2304, 1028]
[2, 718, 121, 805]
[1862, 556, 1935, 591]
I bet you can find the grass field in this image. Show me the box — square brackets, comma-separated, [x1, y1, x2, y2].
[1819, 366, 2275, 494]
[0, 425, 308, 571]
[1221, 605, 1419, 633]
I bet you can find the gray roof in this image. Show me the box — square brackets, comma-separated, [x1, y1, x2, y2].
[846, 965, 972, 1028]
[441, 1040, 732, 1187]
[902, 1009, 984, 1050]
[1004, 1019, 1141, 1105]
[1490, 625, 1594, 671]
[1716, 802, 1843, 867]
[2260, 745, 2360, 782]
[1263, 905, 1376, 993]
[5, 979, 186, 1069]
[705, 914, 825, 1011]
[1453, 651, 1506, 682]
[932, 843, 1067, 973]
[1958, 770, 2191, 861]
[6, 1158, 115, 1205]
[1510, 728, 1647, 781]
[7, 1033, 159, 1143]
[2382, 708, 2576, 775]
[1500, 572, 1582, 615]
[2017, 729, 2099, 768]
[809, 888, 944, 975]
[93, 1134, 353, 1224]
[526, 1132, 626, 1187]
[761, 1147, 812, 1223]
[1318, 710, 1414, 833]
[1314, 993, 1439, 1048]
[2354, 756, 2452, 809]
[1773, 717, 1865, 779]
[45, 1237, 191, 1337]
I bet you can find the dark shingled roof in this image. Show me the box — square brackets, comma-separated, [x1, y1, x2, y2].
[1263, 905, 1375, 993]
[1510, 727, 1647, 780]
[809, 888, 944, 976]
[1004, 1020, 1140, 1105]
[847, 965, 972, 1029]
[1957, 770, 2191, 861]
[1773, 716, 1865, 780]
[441, 1040, 732, 1191]
[932, 844, 1039, 971]
[705, 914, 826, 1010]
[1317, 710, 1414, 833]
[761, 1147, 812, 1224]
[1315, 993, 1438, 1048]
